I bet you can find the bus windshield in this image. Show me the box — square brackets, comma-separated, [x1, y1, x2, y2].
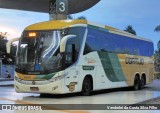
[16, 31, 61, 74]
[16, 27, 86, 75]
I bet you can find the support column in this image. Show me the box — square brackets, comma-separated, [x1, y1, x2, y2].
[49, 14, 67, 20]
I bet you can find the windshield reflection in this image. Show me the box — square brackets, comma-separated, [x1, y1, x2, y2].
[16, 27, 86, 75]
[16, 31, 62, 74]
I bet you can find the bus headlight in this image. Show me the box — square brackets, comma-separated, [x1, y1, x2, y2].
[49, 72, 68, 83]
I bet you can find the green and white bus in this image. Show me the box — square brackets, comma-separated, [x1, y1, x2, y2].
[11, 20, 154, 96]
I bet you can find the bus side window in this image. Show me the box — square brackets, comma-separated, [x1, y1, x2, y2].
[65, 44, 72, 63]
[65, 44, 76, 64]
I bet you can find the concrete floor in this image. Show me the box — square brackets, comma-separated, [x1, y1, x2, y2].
[0, 80, 160, 113]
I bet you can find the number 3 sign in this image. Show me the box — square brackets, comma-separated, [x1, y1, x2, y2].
[56, 0, 68, 14]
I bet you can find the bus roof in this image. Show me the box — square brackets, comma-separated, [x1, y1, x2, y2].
[25, 20, 152, 42]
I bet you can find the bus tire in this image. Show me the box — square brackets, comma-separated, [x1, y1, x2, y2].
[140, 75, 146, 89]
[133, 75, 140, 90]
[81, 77, 92, 96]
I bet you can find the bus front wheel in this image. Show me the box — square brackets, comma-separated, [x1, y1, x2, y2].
[81, 77, 92, 96]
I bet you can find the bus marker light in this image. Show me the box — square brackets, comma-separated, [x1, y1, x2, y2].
[28, 32, 37, 37]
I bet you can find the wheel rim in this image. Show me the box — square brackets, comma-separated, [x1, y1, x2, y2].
[82, 78, 91, 95]
[84, 80, 90, 93]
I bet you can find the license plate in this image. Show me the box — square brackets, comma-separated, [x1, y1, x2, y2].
[30, 87, 39, 92]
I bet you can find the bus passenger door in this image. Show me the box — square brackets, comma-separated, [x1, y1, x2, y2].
[64, 66, 79, 93]
[64, 44, 79, 93]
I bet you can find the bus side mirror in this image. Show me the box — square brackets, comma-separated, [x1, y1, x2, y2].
[60, 35, 76, 53]
[6, 38, 20, 53]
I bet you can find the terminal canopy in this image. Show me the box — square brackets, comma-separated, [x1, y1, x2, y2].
[0, 0, 100, 14]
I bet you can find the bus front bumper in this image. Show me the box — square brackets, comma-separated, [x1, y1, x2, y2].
[14, 80, 65, 94]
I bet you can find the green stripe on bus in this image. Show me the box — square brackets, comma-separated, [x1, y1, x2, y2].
[35, 72, 57, 80]
[108, 53, 126, 81]
[43, 72, 57, 80]
[98, 52, 126, 82]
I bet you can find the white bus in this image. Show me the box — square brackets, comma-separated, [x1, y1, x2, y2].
[12, 20, 154, 96]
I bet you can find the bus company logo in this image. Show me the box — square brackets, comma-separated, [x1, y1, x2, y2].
[125, 57, 144, 65]
[88, 59, 96, 64]
[85, 57, 96, 64]
[66, 82, 77, 92]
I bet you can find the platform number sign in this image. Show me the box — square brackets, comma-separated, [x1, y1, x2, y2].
[56, 0, 68, 14]
[49, 0, 56, 14]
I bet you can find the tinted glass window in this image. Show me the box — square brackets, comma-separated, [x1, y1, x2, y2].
[84, 27, 153, 57]
[65, 27, 85, 67]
